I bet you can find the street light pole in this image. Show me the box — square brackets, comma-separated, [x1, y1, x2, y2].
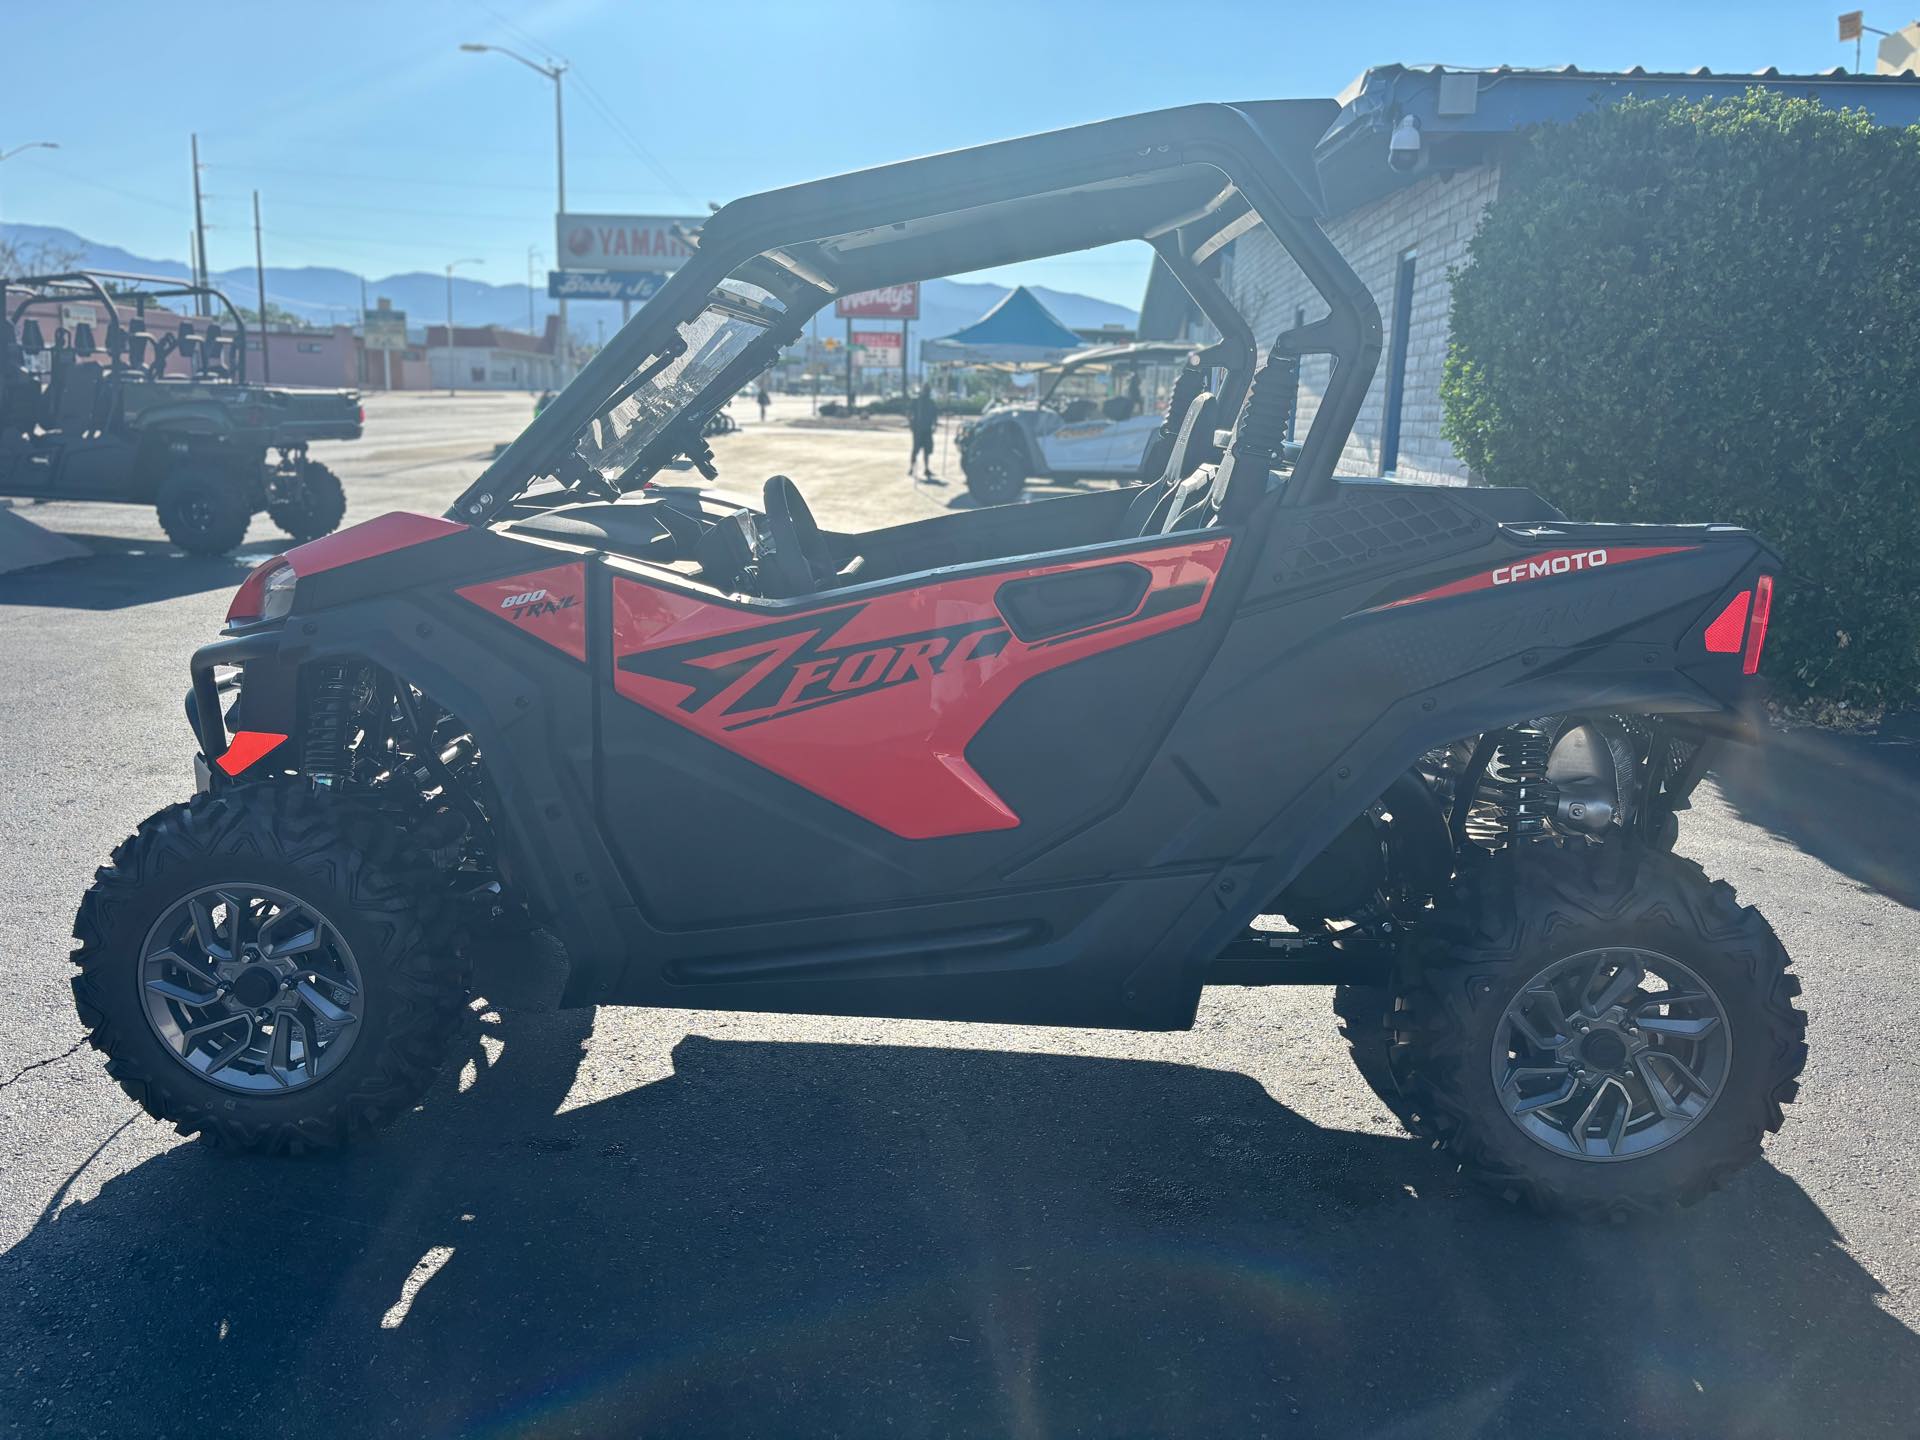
[0, 140, 60, 236]
[461, 44, 570, 381]
[445, 258, 482, 396]
[526, 246, 542, 335]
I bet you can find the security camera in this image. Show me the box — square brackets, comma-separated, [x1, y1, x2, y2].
[1388, 115, 1423, 173]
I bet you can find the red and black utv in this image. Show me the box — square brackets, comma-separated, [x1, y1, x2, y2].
[73, 102, 1802, 1217]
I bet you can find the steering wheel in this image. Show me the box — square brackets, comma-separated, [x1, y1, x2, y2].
[760, 474, 834, 597]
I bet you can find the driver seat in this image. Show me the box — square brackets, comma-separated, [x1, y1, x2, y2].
[1120, 389, 1214, 537]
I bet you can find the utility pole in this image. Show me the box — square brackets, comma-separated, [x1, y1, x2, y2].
[190, 134, 209, 316]
[1840, 11, 1891, 70]
[461, 44, 569, 378]
[252, 190, 269, 383]
[445, 258, 482, 395]
[845, 316, 854, 409]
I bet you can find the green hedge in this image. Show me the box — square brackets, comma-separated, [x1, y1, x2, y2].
[1441, 91, 1920, 706]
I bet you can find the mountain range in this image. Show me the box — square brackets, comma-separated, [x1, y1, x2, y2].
[2, 223, 1138, 361]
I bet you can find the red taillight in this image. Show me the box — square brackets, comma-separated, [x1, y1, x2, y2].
[358, 405, 366, 424]
[1703, 590, 1750, 653]
[1743, 573, 1774, 675]
[227, 556, 291, 625]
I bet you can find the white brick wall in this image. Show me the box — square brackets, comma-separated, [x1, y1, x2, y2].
[1222, 163, 1502, 486]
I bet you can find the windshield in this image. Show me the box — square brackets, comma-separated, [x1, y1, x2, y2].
[573, 281, 781, 482]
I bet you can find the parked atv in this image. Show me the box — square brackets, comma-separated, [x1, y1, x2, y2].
[1, 272, 359, 554]
[957, 339, 1201, 504]
[73, 103, 1802, 1217]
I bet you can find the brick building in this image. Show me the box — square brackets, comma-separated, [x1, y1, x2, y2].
[1145, 65, 1920, 487]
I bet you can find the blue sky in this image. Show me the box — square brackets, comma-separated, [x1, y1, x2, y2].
[0, 1, 1867, 308]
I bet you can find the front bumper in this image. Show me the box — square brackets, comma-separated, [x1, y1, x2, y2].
[187, 627, 290, 776]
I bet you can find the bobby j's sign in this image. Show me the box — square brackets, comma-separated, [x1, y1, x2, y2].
[548, 271, 668, 302]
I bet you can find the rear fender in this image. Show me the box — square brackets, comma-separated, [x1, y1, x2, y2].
[1121, 531, 1778, 1019]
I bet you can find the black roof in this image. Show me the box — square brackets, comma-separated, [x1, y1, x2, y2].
[692, 100, 1338, 296]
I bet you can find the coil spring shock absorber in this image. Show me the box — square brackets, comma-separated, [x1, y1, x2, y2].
[301, 661, 357, 784]
[1497, 726, 1558, 841]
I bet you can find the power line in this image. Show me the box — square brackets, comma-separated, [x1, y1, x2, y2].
[567, 69, 692, 200]
[477, 2, 693, 202]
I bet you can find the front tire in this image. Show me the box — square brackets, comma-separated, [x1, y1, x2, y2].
[157, 469, 253, 555]
[962, 437, 1026, 505]
[267, 458, 347, 542]
[72, 785, 470, 1153]
[1390, 845, 1806, 1218]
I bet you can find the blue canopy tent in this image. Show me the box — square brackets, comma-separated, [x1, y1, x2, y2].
[919, 286, 1085, 365]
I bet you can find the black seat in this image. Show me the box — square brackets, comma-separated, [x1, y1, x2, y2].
[1121, 390, 1214, 537]
[53, 362, 104, 434]
[0, 329, 40, 440]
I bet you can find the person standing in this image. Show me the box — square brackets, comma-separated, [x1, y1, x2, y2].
[908, 383, 942, 484]
[757, 384, 771, 422]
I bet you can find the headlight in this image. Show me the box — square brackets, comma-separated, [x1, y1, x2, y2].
[227, 557, 296, 625]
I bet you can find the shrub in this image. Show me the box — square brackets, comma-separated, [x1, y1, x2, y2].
[1441, 91, 1920, 706]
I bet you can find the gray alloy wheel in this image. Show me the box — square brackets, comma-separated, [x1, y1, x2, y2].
[139, 883, 365, 1093]
[1490, 946, 1731, 1162]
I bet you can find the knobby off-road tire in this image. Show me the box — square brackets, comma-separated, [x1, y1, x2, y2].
[267, 459, 347, 542]
[1388, 844, 1806, 1219]
[1331, 982, 1402, 1121]
[962, 437, 1026, 505]
[157, 470, 253, 555]
[72, 785, 470, 1154]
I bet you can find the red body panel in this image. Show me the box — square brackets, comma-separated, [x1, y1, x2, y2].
[285, 512, 466, 578]
[597, 538, 1230, 839]
[456, 562, 589, 661]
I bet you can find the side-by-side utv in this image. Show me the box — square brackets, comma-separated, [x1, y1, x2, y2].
[1, 272, 358, 553]
[72, 102, 1802, 1218]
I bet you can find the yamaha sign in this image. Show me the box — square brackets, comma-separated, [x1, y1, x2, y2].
[556, 214, 702, 273]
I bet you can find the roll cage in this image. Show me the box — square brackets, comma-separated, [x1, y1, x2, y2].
[1033, 340, 1201, 409]
[5, 271, 253, 383]
[453, 99, 1383, 525]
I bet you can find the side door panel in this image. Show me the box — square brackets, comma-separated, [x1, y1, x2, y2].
[593, 536, 1231, 932]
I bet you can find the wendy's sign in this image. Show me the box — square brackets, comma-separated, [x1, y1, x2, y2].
[835, 284, 920, 321]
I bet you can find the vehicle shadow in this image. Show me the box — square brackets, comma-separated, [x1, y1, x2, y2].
[1710, 720, 1920, 909]
[0, 534, 256, 611]
[3, 1008, 1916, 1439]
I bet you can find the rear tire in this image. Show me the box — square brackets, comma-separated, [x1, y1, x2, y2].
[1390, 845, 1806, 1218]
[1331, 983, 1406, 1121]
[157, 470, 252, 555]
[267, 458, 346, 542]
[962, 438, 1026, 505]
[72, 785, 470, 1153]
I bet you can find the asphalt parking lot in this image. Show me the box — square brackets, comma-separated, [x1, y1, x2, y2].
[2, 391, 1918, 1438]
